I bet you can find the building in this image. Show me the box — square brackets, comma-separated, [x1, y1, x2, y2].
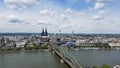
[40, 28, 50, 42]
[109, 43, 120, 48]
[0, 37, 6, 47]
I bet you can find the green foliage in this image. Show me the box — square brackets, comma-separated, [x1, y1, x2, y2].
[92, 65, 98, 68]
[24, 43, 48, 50]
[25, 46, 34, 50]
[6, 47, 15, 51]
[40, 43, 48, 49]
[101, 64, 111, 68]
[15, 47, 22, 51]
[0, 47, 15, 51]
[0, 48, 6, 51]
[33, 45, 40, 50]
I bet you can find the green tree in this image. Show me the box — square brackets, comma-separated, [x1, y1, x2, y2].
[92, 65, 98, 68]
[101, 64, 111, 68]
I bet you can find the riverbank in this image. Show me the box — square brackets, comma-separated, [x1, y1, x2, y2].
[74, 47, 120, 51]
[0, 43, 49, 52]
[0, 49, 49, 53]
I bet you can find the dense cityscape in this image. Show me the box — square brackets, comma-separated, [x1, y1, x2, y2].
[0, 30, 120, 51]
[0, 29, 120, 68]
[0, 0, 120, 68]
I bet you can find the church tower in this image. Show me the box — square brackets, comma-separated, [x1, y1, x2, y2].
[41, 28, 45, 36]
[41, 28, 49, 42]
[45, 28, 48, 36]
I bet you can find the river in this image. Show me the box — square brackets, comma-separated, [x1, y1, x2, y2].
[71, 49, 120, 67]
[0, 49, 120, 68]
[0, 51, 68, 68]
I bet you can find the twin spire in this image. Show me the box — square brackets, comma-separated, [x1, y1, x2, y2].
[41, 28, 48, 36]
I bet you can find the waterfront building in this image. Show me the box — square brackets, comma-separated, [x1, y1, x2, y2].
[109, 43, 120, 48]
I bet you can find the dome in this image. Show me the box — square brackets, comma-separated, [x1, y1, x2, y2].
[66, 41, 74, 46]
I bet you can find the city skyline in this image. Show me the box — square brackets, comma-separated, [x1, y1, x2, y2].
[0, 0, 120, 33]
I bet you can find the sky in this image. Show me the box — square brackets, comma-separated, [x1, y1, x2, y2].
[0, 0, 120, 33]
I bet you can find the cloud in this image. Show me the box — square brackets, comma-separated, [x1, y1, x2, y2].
[60, 14, 69, 21]
[94, 2, 105, 9]
[39, 9, 56, 16]
[90, 10, 108, 23]
[61, 23, 74, 29]
[39, 9, 51, 15]
[78, 11, 86, 16]
[98, 10, 107, 15]
[91, 14, 104, 20]
[53, 13, 69, 21]
[4, 0, 39, 10]
[37, 21, 52, 26]
[0, 0, 120, 33]
[64, 8, 73, 14]
[7, 15, 23, 23]
[86, 0, 116, 2]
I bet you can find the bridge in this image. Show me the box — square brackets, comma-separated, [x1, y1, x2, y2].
[49, 45, 88, 68]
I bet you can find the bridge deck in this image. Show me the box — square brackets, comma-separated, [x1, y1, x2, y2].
[50, 45, 87, 68]
[51, 46, 76, 68]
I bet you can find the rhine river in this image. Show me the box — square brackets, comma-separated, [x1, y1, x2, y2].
[0, 49, 120, 68]
[0, 51, 68, 68]
[71, 49, 120, 67]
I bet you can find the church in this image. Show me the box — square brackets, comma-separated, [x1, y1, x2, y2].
[41, 28, 50, 42]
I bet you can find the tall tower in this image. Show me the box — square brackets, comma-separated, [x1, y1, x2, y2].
[41, 28, 45, 36]
[41, 28, 49, 42]
[45, 28, 48, 36]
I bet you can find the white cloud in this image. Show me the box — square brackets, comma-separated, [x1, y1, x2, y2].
[61, 23, 74, 29]
[60, 14, 69, 21]
[39, 9, 50, 15]
[98, 10, 107, 15]
[0, 0, 120, 33]
[78, 11, 86, 16]
[4, 0, 39, 10]
[90, 10, 107, 23]
[6, 15, 23, 23]
[37, 21, 52, 26]
[39, 9, 56, 16]
[64, 8, 73, 14]
[91, 14, 104, 20]
[94, 2, 105, 9]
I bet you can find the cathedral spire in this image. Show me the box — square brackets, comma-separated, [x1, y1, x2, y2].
[41, 28, 45, 36]
[45, 28, 48, 36]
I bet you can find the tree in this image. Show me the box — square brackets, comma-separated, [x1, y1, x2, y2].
[101, 64, 111, 68]
[92, 65, 98, 68]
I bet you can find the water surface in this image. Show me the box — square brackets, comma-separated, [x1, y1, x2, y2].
[71, 49, 120, 67]
[0, 51, 68, 68]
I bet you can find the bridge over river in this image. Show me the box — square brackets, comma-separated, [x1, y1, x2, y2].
[50, 45, 88, 68]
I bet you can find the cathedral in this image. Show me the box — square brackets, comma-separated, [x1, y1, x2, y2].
[41, 28, 50, 42]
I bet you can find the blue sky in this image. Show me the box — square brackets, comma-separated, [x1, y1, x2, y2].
[0, 0, 120, 33]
